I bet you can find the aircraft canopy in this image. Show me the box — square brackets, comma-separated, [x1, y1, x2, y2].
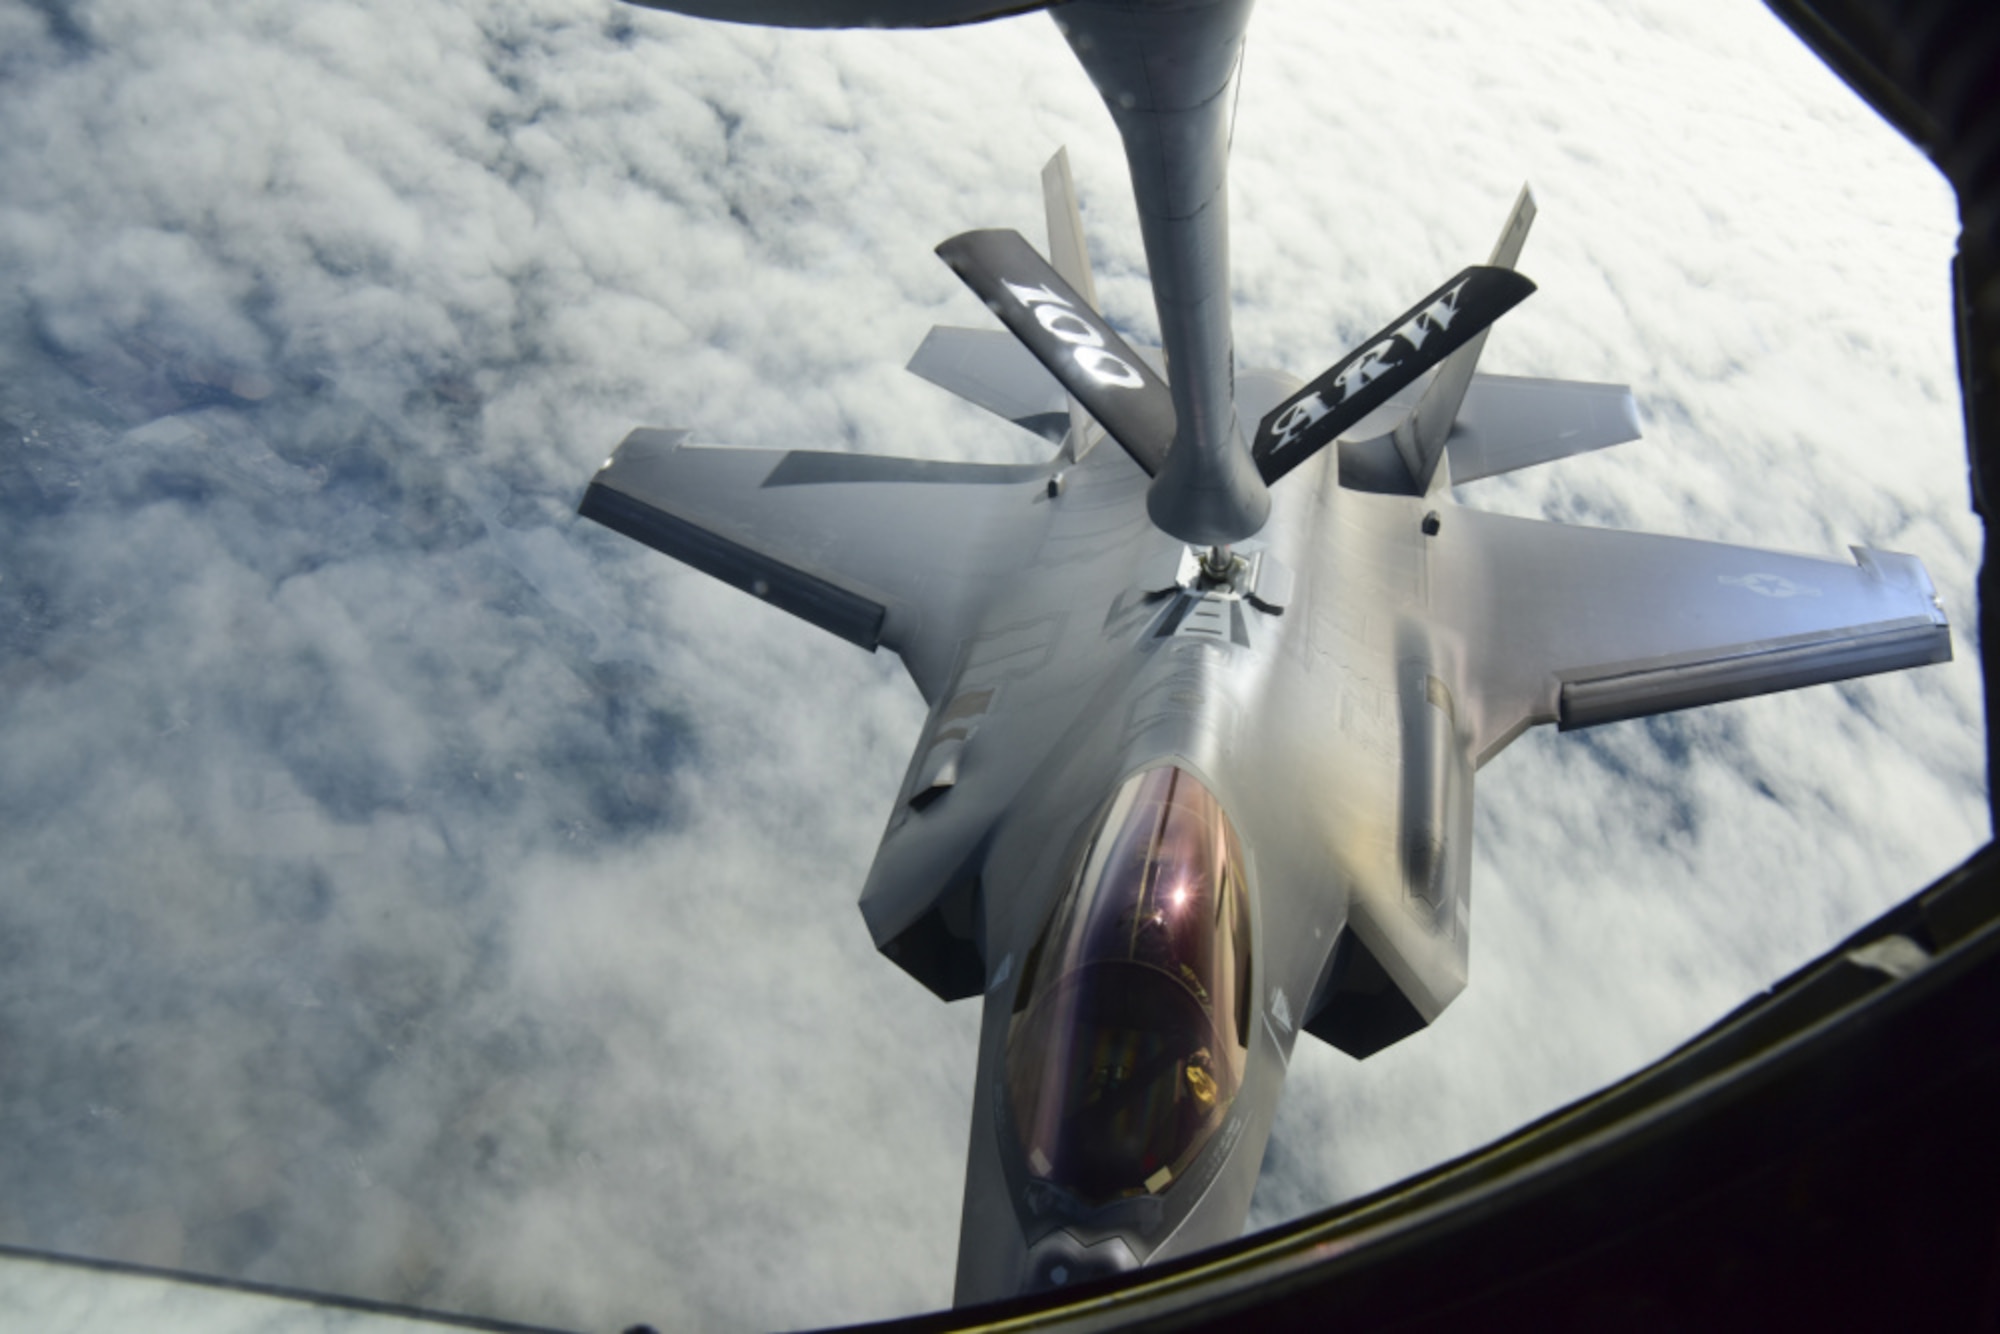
[1004, 765, 1253, 1205]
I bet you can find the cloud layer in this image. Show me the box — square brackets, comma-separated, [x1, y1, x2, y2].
[0, 0, 1982, 1329]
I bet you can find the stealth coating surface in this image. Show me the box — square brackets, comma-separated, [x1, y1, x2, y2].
[1433, 511, 1952, 763]
[582, 428, 1051, 703]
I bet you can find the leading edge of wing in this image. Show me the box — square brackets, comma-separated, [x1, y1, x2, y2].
[580, 428, 1049, 698]
[1442, 507, 1951, 765]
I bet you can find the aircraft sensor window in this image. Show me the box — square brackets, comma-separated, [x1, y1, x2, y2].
[1004, 765, 1252, 1205]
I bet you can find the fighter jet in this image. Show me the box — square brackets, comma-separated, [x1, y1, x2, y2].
[579, 0, 1952, 1304]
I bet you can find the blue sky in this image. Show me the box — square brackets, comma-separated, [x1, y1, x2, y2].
[0, 0, 1984, 1328]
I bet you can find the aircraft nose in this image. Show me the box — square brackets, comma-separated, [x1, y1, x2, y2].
[1021, 1229, 1140, 1294]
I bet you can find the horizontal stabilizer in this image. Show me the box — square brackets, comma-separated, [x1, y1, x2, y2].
[1254, 266, 1536, 486]
[621, 0, 1051, 27]
[1396, 185, 1538, 491]
[906, 326, 1067, 442]
[936, 228, 1174, 476]
[1041, 148, 1100, 313]
[1444, 374, 1641, 483]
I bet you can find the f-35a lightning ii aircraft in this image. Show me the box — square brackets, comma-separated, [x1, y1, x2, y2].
[578, 0, 1952, 1305]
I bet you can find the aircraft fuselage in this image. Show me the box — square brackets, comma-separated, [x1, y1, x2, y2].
[898, 367, 1474, 1300]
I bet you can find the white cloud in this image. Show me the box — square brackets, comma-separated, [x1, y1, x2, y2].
[0, 0, 1981, 1329]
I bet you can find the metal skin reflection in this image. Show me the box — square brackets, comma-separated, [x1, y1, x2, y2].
[1003, 766, 1252, 1208]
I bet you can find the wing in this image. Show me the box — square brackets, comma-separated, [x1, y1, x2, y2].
[580, 428, 1052, 703]
[1440, 508, 1952, 765]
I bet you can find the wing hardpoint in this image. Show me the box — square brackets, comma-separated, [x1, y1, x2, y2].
[580, 428, 1049, 702]
[1439, 507, 1951, 765]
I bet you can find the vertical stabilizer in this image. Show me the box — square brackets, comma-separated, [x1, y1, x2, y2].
[1042, 148, 1104, 461]
[1041, 147, 1099, 311]
[1395, 185, 1538, 492]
